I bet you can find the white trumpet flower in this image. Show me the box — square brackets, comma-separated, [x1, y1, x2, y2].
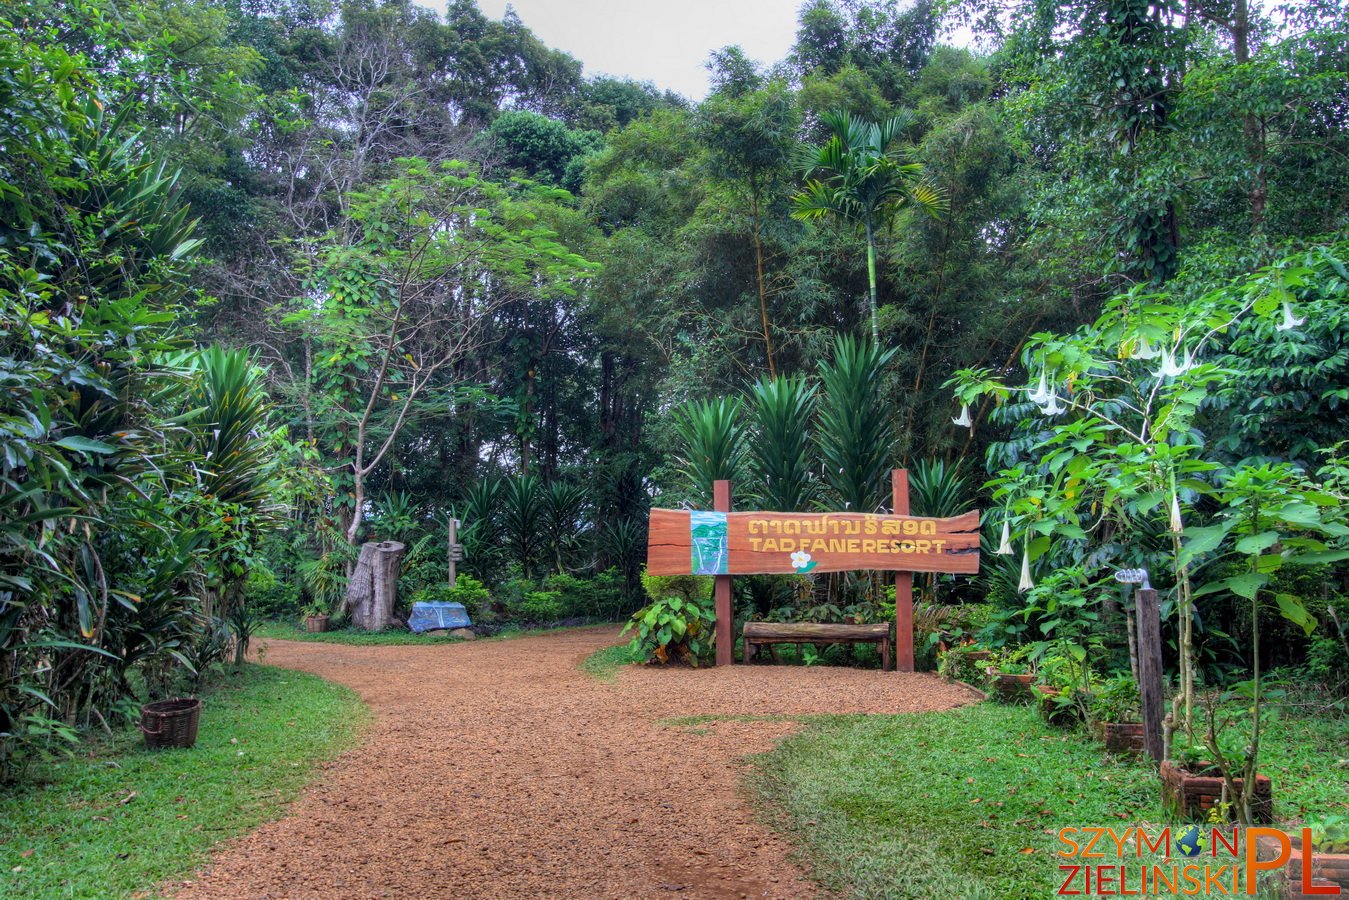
[1018, 548, 1034, 593]
[1039, 393, 1066, 416]
[996, 519, 1013, 555]
[1276, 301, 1306, 332]
[1153, 348, 1195, 379]
[952, 404, 973, 428]
[1169, 493, 1184, 534]
[1131, 334, 1160, 360]
[1027, 369, 1050, 405]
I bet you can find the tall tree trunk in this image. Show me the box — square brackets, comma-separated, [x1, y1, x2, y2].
[864, 218, 880, 344]
[1232, 0, 1267, 229]
[751, 194, 776, 376]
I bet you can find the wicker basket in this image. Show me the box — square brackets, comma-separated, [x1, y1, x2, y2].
[139, 698, 201, 749]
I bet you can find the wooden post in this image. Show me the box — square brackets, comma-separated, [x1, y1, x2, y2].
[713, 480, 733, 667]
[1135, 586, 1165, 762]
[893, 469, 914, 673]
[447, 518, 459, 589]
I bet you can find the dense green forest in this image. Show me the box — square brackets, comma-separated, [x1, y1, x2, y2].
[2, 0, 1347, 777]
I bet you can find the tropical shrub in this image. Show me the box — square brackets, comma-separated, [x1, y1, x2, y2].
[672, 397, 746, 505]
[623, 571, 715, 665]
[246, 565, 301, 620]
[516, 590, 564, 623]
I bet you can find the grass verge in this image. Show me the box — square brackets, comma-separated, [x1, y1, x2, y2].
[748, 701, 1349, 900]
[0, 664, 367, 899]
[579, 641, 644, 682]
[256, 620, 613, 646]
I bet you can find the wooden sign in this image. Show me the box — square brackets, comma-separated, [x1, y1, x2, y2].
[646, 509, 980, 576]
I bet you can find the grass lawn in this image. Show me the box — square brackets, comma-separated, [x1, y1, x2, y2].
[580, 641, 644, 682]
[749, 700, 1349, 900]
[255, 620, 612, 646]
[0, 664, 367, 899]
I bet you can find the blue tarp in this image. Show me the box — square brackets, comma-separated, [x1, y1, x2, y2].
[408, 601, 471, 633]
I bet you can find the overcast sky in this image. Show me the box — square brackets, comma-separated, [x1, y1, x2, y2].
[452, 0, 804, 100]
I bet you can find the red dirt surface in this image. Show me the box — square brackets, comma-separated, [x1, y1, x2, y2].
[168, 626, 977, 899]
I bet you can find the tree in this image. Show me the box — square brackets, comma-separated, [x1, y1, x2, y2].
[294, 159, 597, 545]
[792, 110, 943, 343]
[696, 82, 801, 376]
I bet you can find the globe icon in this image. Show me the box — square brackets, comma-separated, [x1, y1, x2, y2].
[1175, 825, 1208, 858]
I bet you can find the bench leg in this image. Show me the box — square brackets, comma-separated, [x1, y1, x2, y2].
[882, 638, 891, 672]
[768, 644, 780, 664]
[745, 640, 756, 664]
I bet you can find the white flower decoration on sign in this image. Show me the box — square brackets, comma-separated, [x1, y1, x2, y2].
[790, 550, 812, 569]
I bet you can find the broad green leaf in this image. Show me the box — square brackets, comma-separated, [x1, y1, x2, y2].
[1234, 532, 1279, 555]
[55, 435, 115, 454]
[1222, 572, 1269, 600]
[1273, 593, 1317, 637]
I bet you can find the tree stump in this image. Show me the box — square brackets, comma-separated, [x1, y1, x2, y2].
[344, 541, 405, 631]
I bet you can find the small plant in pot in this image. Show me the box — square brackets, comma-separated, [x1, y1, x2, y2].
[1161, 690, 1275, 824]
[984, 646, 1036, 703]
[1088, 673, 1144, 754]
[938, 644, 990, 686]
[1032, 640, 1096, 727]
[301, 600, 330, 633]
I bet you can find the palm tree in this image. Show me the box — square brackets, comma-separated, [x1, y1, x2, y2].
[791, 110, 944, 343]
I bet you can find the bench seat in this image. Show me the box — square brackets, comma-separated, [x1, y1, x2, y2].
[742, 621, 891, 670]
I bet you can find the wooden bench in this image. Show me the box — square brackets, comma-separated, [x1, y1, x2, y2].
[742, 621, 891, 671]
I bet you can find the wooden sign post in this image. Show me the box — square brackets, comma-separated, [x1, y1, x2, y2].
[646, 469, 980, 670]
[713, 480, 733, 667]
[893, 469, 915, 673]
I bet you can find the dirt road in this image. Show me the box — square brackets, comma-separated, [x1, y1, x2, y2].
[170, 627, 975, 899]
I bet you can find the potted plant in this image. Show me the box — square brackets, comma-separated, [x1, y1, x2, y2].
[938, 644, 990, 686]
[1088, 674, 1145, 754]
[985, 646, 1036, 703]
[1161, 735, 1273, 824]
[1032, 640, 1096, 727]
[301, 600, 330, 633]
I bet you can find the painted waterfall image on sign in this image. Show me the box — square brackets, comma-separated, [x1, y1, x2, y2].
[647, 509, 981, 576]
[689, 510, 729, 575]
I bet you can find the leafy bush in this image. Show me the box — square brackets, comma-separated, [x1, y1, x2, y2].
[446, 575, 493, 621]
[623, 570, 716, 665]
[247, 565, 301, 619]
[622, 594, 716, 665]
[542, 571, 625, 620]
[640, 571, 712, 606]
[1089, 674, 1141, 724]
[516, 590, 564, 623]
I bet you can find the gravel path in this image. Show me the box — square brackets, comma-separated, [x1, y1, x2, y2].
[170, 626, 977, 899]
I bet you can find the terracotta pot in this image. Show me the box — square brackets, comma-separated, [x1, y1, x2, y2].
[1255, 832, 1349, 899]
[1160, 759, 1273, 823]
[1098, 722, 1146, 755]
[304, 614, 330, 634]
[986, 668, 1036, 703]
[964, 650, 992, 662]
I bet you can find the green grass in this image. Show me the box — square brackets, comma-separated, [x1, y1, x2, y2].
[256, 620, 610, 646]
[748, 701, 1349, 900]
[254, 621, 469, 645]
[0, 664, 368, 899]
[579, 641, 644, 682]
